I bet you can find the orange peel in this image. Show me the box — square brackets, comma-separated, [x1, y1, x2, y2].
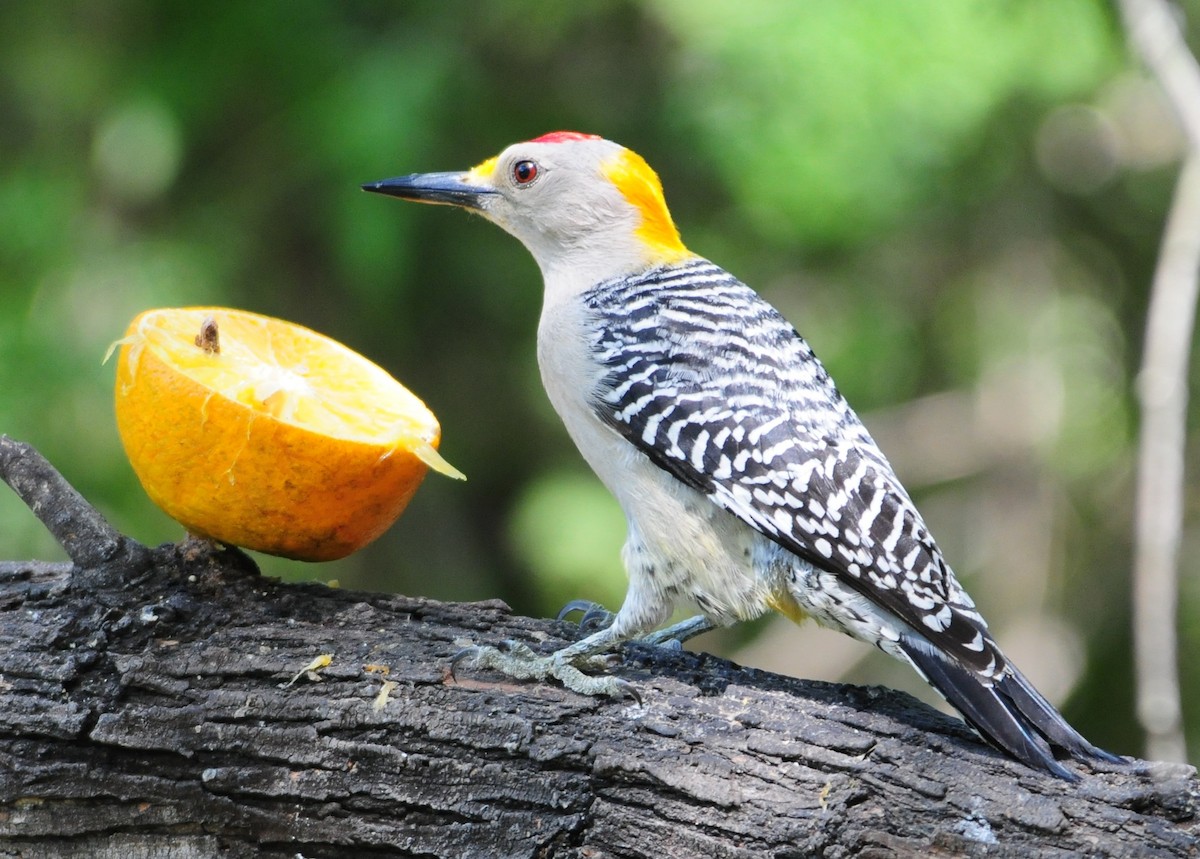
[112, 307, 461, 561]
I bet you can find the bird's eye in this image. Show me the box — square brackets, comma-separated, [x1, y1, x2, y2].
[512, 160, 539, 186]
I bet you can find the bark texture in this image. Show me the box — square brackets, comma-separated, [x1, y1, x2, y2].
[0, 436, 1196, 858]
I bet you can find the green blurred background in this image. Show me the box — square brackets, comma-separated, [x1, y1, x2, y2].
[1, 0, 1196, 762]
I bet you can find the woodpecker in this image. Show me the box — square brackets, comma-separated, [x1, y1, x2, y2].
[363, 131, 1119, 779]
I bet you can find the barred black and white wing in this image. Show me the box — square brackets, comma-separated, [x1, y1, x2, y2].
[583, 259, 991, 666]
[583, 257, 1116, 777]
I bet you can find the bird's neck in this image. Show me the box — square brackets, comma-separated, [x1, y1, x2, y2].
[531, 240, 699, 308]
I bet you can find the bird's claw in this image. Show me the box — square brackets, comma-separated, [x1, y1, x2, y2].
[556, 599, 616, 635]
[611, 677, 642, 706]
[449, 644, 484, 681]
[556, 599, 599, 621]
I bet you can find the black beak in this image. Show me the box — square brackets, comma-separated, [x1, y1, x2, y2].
[361, 171, 495, 210]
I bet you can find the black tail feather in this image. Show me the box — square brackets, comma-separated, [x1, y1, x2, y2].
[996, 666, 1124, 765]
[899, 640, 1116, 780]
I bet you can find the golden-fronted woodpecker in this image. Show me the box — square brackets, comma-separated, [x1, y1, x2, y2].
[363, 131, 1119, 779]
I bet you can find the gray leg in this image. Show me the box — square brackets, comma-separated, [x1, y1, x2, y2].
[559, 601, 716, 648]
[640, 615, 717, 647]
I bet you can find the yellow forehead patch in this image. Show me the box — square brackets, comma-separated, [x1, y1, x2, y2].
[467, 155, 498, 183]
[602, 149, 692, 265]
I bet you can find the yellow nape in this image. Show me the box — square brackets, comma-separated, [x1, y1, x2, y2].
[603, 149, 693, 265]
[467, 155, 498, 183]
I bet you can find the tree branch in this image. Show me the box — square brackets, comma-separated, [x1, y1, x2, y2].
[0, 436, 151, 574]
[1, 438, 1196, 857]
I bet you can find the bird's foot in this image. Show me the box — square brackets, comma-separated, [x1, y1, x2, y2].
[559, 600, 717, 651]
[451, 640, 639, 701]
[557, 599, 616, 634]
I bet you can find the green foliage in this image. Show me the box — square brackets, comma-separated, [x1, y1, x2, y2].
[0, 0, 1192, 763]
[509, 470, 629, 614]
[653, 0, 1119, 246]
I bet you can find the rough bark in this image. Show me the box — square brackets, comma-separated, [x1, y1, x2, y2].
[0, 436, 1196, 858]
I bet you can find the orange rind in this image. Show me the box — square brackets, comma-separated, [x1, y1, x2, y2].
[112, 307, 461, 561]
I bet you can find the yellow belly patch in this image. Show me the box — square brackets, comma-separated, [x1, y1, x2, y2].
[767, 590, 810, 626]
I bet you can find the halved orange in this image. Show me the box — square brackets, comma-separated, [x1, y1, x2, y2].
[112, 307, 462, 561]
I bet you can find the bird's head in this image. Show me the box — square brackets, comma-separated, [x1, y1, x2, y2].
[363, 132, 694, 287]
